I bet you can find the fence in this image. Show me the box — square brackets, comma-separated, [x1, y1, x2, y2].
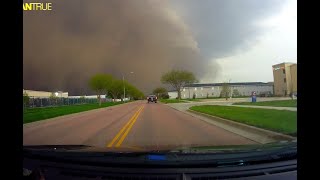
[25, 97, 113, 108]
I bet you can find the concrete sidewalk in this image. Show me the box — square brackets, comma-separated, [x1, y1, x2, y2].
[227, 105, 297, 111]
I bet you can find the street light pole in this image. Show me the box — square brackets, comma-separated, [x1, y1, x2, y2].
[122, 74, 125, 102]
[122, 72, 134, 102]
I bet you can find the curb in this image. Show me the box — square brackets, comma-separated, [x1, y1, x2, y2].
[187, 109, 296, 142]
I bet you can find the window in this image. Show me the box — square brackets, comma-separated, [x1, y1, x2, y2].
[283, 69, 286, 74]
[284, 78, 286, 83]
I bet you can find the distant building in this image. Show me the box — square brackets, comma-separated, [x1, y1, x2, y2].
[272, 62, 297, 96]
[68, 95, 106, 99]
[23, 89, 68, 98]
[167, 82, 274, 99]
[68, 95, 128, 101]
[168, 91, 178, 99]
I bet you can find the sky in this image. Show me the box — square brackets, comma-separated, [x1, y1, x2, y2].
[23, 0, 297, 95]
[213, 0, 297, 83]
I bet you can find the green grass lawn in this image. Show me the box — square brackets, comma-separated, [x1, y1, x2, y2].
[233, 100, 297, 107]
[23, 102, 125, 124]
[159, 99, 188, 103]
[190, 105, 296, 136]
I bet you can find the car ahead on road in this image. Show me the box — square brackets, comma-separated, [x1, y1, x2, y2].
[147, 95, 157, 103]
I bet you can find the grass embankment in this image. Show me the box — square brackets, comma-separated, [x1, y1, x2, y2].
[190, 105, 297, 136]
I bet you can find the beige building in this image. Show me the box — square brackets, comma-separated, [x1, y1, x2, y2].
[23, 89, 68, 98]
[272, 62, 297, 96]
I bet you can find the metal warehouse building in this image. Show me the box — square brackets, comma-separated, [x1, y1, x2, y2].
[23, 89, 68, 98]
[169, 82, 274, 99]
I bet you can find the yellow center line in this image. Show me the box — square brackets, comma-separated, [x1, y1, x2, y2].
[106, 105, 143, 147]
[115, 105, 145, 147]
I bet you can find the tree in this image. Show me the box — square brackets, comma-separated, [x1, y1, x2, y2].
[161, 70, 197, 99]
[23, 92, 30, 110]
[152, 87, 168, 99]
[162, 94, 169, 99]
[89, 74, 113, 106]
[80, 96, 85, 104]
[125, 82, 138, 100]
[233, 89, 240, 97]
[123, 81, 144, 100]
[49, 92, 58, 106]
[108, 79, 124, 101]
[119, 81, 144, 101]
[220, 82, 231, 100]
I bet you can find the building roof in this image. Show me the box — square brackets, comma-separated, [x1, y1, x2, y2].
[184, 82, 272, 87]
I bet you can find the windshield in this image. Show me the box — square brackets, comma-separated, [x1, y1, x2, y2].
[23, 0, 297, 155]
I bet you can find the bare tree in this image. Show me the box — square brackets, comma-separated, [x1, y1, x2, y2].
[220, 82, 231, 100]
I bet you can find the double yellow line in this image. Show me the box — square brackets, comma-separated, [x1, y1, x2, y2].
[107, 105, 145, 147]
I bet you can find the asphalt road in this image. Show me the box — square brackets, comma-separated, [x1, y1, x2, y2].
[23, 101, 255, 150]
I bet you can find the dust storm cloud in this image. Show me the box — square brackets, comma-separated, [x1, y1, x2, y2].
[23, 0, 218, 95]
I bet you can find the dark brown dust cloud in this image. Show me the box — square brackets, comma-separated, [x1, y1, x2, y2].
[23, 0, 219, 95]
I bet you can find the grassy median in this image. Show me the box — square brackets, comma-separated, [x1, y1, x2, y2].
[23, 102, 125, 124]
[233, 99, 297, 107]
[190, 105, 297, 136]
[160, 99, 188, 103]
